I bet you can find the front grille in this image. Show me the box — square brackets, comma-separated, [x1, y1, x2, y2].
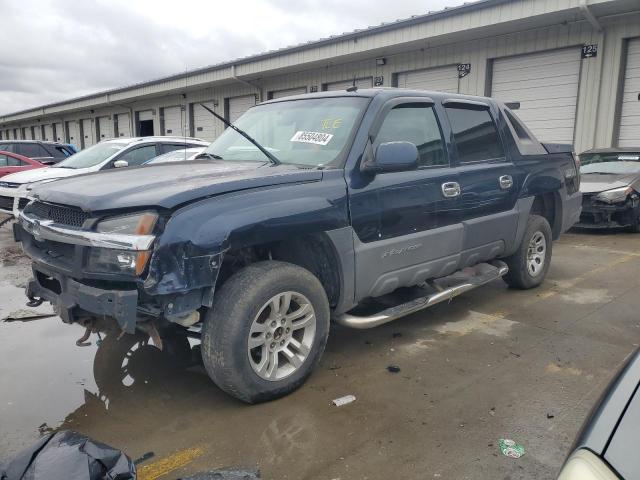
[0, 196, 13, 211]
[26, 200, 88, 227]
[17, 197, 30, 210]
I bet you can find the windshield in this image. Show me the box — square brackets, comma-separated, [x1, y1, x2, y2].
[145, 148, 205, 164]
[54, 142, 129, 169]
[580, 152, 640, 175]
[203, 97, 368, 167]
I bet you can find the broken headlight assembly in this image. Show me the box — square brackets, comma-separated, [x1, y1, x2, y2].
[86, 212, 159, 276]
[594, 186, 634, 204]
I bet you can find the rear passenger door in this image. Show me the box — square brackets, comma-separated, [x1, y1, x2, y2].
[349, 98, 462, 300]
[442, 100, 520, 264]
[109, 144, 160, 168]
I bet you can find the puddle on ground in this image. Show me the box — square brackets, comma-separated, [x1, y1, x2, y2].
[434, 310, 517, 338]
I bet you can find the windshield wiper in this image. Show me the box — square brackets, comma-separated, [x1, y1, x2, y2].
[195, 152, 224, 160]
[199, 103, 281, 166]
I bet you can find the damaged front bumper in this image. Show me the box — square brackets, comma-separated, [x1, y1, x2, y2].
[26, 264, 139, 332]
[576, 193, 639, 228]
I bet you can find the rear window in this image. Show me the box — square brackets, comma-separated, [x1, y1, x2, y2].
[17, 143, 49, 158]
[445, 105, 504, 163]
[53, 146, 72, 158]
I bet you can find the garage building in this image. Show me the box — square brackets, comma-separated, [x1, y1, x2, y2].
[1, 0, 639, 154]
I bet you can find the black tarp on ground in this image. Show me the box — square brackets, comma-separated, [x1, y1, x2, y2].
[0, 430, 136, 480]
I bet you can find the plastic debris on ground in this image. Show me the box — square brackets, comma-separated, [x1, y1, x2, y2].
[498, 438, 526, 459]
[0, 430, 136, 479]
[387, 365, 401, 373]
[181, 467, 261, 479]
[332, 394, 356, 407]
[1, 309, 56, 322]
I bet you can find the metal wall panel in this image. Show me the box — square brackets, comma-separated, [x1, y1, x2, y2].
[396, 65, 459, 93]
[269, 86, 307, 99]
[617, 37, 640, 147]
[324, 77, 373, 91]
[491, 47, 581, 144]
[227, 94, 256, 123]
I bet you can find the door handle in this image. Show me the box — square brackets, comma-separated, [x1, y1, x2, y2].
[441, 182, 461, 198]
[499, 175, 513, 190]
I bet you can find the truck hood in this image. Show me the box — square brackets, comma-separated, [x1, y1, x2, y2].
[580, 173, 639, 194]
[2, 166, 82, 185]
[32, 160, 324, 212]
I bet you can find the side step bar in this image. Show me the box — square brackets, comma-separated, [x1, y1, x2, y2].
[334, 261, 509, 329]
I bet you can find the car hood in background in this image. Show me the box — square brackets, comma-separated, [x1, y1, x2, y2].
[2, 166, 85, 185]
[579, 173, 639, 194]
[32, 161, 323, 212]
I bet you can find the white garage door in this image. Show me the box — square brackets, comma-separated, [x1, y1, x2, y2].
[270, 86, 307, 99]
[52, 123, 63, 142]
[618, 38, 640, 147]
[325, 77, 373, 91]
[33, 126, 42, 140]
[116, 113, 132, 138]
[491, 48, 581, 144]
[81, 118, 95, 148]
[96, 116, 113, 141]
[228, 95, 257, 124]
[43, 124, 54, 141]
[396, 65, 459, 93]
[24, 127, 33, 140]
[67, 121, 80, 146]
[163, 106, 185, 136]
[192, 101, 222, 141]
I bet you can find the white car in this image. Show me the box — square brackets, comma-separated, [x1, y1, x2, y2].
[144, 147, 206, 165]
[0, 136, 208, 217]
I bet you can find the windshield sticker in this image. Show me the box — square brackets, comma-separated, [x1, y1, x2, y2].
[321, 118, 343, 129]
[290, 131, 334, 146]
[618, 155, 640, 161]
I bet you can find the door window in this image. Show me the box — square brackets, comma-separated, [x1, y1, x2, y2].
[7, 156, 27, 166]
[117, 144, 158, 166]
[160, 143, 189, 154]
[0, 154, 7, 167]
[445, 105, 504, 163]
[375, 104, 447, 167]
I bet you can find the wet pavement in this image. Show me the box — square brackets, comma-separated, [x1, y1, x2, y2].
[1, 214, 639, 479]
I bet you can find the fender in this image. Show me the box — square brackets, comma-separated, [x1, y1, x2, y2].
[144, 170, 349, 296]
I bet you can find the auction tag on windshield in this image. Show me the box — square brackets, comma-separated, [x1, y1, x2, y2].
[290, 131, 333, 146]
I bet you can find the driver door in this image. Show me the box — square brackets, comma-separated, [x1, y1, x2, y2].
[348, 98, 462, 301]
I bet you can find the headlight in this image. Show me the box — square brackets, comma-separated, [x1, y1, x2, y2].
[557, 449, 614, 480]
[96, 211, 158, 235]
[89, 212, 159, 275]
[594, 186, 633, 204]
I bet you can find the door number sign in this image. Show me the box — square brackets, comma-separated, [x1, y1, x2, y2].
[457, 64, 471, 78]
[581, 45, 598, 58]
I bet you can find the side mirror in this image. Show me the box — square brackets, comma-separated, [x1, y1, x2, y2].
[113, 160, 129, 168]
[362, 141, 419, 173]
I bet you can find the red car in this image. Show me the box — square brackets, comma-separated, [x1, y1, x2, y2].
[0, 151, 46, 178]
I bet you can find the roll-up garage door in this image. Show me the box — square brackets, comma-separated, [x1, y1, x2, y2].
[116, 113, 132, 138]
[491, 48, 581, 144]
[96, 116, 113, 141]
[81, 118, 95, 148]
[270, 86, 307, 99]
[228, 95, 256, 124]
[396, 65, 459, 93]
[325, 77, 373, 91]
[162, 106, 185, 136]
[53, 123, 63, 142]
[33, 126, 41, 140]
[43, 124, 54, 141]
[192, 101, 222, 141]
[66, 121, 79, 146]
[618, 38, 640, 147]
[24, 127, 33, 140]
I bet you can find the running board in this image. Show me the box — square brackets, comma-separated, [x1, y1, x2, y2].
[335, 261, 508, 329]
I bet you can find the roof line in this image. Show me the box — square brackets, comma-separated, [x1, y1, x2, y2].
[1, 0, 508, 119]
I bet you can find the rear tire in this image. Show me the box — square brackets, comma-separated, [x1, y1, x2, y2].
[503, 215, 552, 290]
[201, 260, 330, 403]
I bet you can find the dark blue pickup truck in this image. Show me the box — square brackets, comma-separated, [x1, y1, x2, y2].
[14, 88, 581, 402]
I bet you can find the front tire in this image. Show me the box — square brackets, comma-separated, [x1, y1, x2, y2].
[503, 215, 552, 289]
[201, 261, 330, 403]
